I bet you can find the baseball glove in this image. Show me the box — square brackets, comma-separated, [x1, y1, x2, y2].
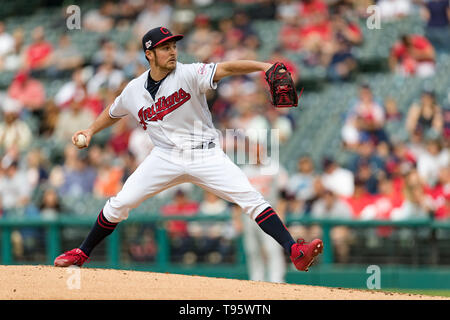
[265, 62, 302, 108]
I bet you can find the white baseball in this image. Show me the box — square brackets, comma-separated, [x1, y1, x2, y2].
[76, 134, 87, 147]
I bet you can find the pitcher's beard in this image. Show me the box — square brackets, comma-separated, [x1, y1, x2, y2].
[155, 59, 176, 73]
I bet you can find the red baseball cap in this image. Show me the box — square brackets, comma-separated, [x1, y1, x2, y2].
[142, 27, 183, 52]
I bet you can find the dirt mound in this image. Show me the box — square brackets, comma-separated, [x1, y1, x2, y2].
[0, 265, 446, 300]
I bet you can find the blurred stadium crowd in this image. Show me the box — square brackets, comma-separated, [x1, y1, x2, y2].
[0, 0, 449, 266]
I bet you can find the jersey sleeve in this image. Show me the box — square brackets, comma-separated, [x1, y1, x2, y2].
[185, 62, 218, 94]
[109, 90, 129, 119]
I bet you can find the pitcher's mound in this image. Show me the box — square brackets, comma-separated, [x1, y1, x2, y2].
[0, 265, 446, 300]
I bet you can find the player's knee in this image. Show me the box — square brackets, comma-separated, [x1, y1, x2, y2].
[247, 202, 273, 220]
[102, 196, 141, 223]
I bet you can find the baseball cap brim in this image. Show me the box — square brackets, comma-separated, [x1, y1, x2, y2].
[148, 34, 184, 50]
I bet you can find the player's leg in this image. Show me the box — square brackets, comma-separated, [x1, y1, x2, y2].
[242, 212, 265, 281]
[54, 147, 187, 267]
[187, 149, 295, 253]
[261, 226, 286, 283]
[187, 148, 323, 271]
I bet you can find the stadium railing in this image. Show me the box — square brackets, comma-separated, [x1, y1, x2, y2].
[1, 213, 449, 267]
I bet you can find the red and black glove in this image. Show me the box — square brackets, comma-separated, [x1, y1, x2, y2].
[265, 62, 303, 108]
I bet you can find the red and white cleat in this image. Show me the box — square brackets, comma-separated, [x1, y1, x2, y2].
[290, 238, 324, 271]
[54, 248, 90, 267]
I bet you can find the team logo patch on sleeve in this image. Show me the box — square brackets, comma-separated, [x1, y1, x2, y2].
[198, 64, 207, 75]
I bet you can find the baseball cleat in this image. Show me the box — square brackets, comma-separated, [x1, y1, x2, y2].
[290, 238, 324, 271]
[54, 248, 90, 267]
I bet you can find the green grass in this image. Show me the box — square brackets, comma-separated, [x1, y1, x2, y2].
[382, 289, 450, 297]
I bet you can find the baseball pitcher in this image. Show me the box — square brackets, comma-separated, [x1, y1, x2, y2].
[54, 27, 323, 272]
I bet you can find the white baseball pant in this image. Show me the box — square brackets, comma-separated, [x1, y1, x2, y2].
[102, 145, 271, 223]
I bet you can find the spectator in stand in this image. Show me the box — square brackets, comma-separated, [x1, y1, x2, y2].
[0, 21, 15, 68]
[91, 39, 125, 70]
[349, 137, 386, 181]
[1, 27, 24, 72]
[425, 166, 450, 218]
[375, 140, 391, 164]
[53, 144, 97, 198]
[122, 40, 148, 79]
[161, 189, 199, 263]
[54, 68, 88, 109]
[0, 156, 33, 213]
[114, 0, 141, 29]
[86, 61, 125, 96]
[385, 140, 417, 178]
[278, 16, 303, 53]
[325, 36, 357, 82]
[0, 155, 39, 258]
[420, 0, 450, 52]
[83, 1, 116, 33]
[39, 188, 62, 220]
[265, 107, 294, 144]
[324, 13, 362, 81]
[128, 226, 157, 262]
[359, 177, 404, 237]
[298, 0, 328, 15]
[0, 97, 32, 151]
[246, 0, 276, 20]
[171, 0, 196, 37]
[297, 0, 333, 63]
[384, 96, 403, 123]
[435, 192, 450, 220]
[186, 14, 217, 62]
[223, 28, 258, 61]
[406, 127, 427, 160]
[93, 152, 124, 199]
[7, 70, 46, 114]
[48, 34, 84, 78]
[25, 148, 49, 193]
[227, 75, 263, 106]
[417, 138, 449, 187]
[444, 104, 450, 142]
[39, 100, 60, 137]
[232, 10, 260, 51]
[331, 12, 363, 47]
[406, 90, 443, 138]
[107, 118, 132, 156]
[357, 160, 381, 194]
[120, 151, 139, 183]
[52, 96, 95, 144]
[378, 0, 412, 21]
[309, 188, 353, 263]
[360, 177, 404, 221]
[341, 84, 388, 149]
[230, 98, 270, 146]
[86, 143, 104, 172]
[389, 34, 436, 78]
[391, 169, 432, 220]
[23, 26, 53, 77]
[321, 157, 354, 198]
[133, 0, 173, 38]
[192, 192, 232, 264]
[276, 0, 301, 23]
[286, 155, 318, 214]
[343, 178, 375, 219]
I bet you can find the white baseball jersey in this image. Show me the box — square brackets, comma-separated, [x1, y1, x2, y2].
[102, 62, 271, 224]
[109, 62, 220, 149]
